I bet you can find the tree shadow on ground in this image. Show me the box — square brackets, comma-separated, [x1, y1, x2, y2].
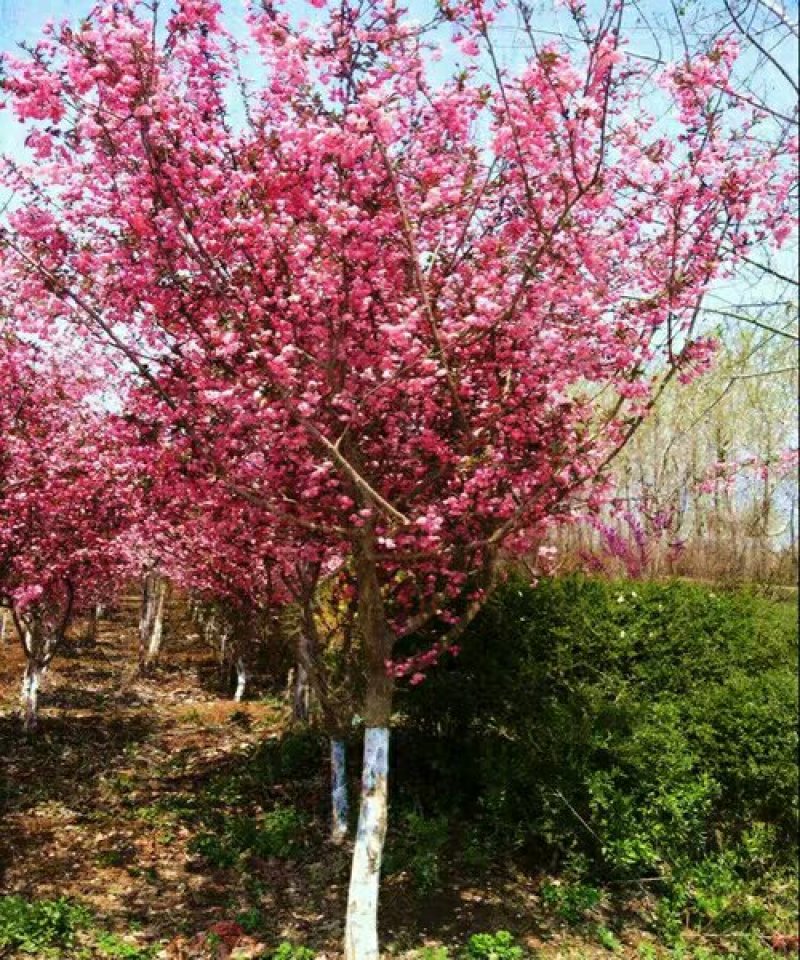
[0, 712, 156, 812]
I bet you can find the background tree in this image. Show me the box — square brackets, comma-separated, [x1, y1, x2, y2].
[0, 332, 130, 730]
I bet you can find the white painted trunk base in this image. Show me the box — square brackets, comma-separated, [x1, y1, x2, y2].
[233, 657, 247, 702]
[140, 574, 167, 671]
[21, 664, 43, 732]
[147, 587, 166, 662]
[331, 738, 349, 844]
[344, 727, 389, 960]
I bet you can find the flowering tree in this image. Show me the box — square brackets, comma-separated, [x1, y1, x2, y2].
[162, 484, 287, 700]
[0, 332, 129, 729]
[0, 0, 794, 952]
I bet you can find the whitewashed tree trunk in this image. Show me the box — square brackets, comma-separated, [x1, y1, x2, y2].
[344, 727, 389, 960]
[18, 615, 58, 733]
[147, 578, 167, 661]
[20, 661, 43, 733]
[331, 737, 349, 844]
[13, 587, 74, 732]
[139, 572, 167, 673]
[233, 655, 247, 702]
[139, 573, 157, 668]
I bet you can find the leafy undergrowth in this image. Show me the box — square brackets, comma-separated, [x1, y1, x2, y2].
[0, 592, 796, 959]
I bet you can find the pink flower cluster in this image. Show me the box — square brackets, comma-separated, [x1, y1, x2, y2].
[387, 643, 462, 685]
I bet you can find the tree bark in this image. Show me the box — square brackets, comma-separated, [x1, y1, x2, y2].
[344, 725, 389, 960]
[233, 655, 247, 702]
[15, 609, 63, 733]
[20, 660, 44, 733]
[139, 572, 167, 674]
[82, 604, 100, 647]
[331, 737, 349, 844]
[344, 529, 394, 960]
[293, 659, 311, 721]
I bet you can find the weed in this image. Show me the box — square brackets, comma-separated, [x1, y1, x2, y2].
[189, 803, 309, 867]
[235, 907, 264, 935]
[268, 942, 316, 960]
[595, 925, 621, 952]
[0, 896, 91, 956]
[418, 948, 450, 960]
[540, 880, 602, 925]
[95, 931, 156, 958]
[95, 848, 129, 868]
[462, 930, 525, 960]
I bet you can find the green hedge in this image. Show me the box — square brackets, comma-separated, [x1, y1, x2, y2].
[393, 576, 798, 880]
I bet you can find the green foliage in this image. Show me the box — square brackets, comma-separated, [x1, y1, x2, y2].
[94, 932, 156, 959]
[418, 947, 451, 960]
[189, 803, 309, 867]
[188, 830, 240, 868]
[462, 931, 525, 960]
[595, 925, 621, 952]
[397, 577, 798, 884]
[385, 811, 450, 894]
[539, 879, 601, 925]
[235, 907, 264, 935]
[0, 896, 91, 956]
[267, 942, 316, 960]
[653, 846, 795, 946]
[256, 804, 309, 858]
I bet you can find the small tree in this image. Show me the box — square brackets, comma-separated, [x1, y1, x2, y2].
[0, 335, 128, 729]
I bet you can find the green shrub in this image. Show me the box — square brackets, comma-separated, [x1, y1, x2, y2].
[462, 930, 525, 960]
[0, 896, 91, 956]
[188, 830, 240, 868]
[254, 804, 309, 858]
[396, 577, 798, 883]
[235, 907, 264, 935]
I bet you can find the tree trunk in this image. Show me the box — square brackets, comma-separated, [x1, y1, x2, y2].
[293, 659, 310, 721]
[344, 527, 394, 959]
[233, 655, 247, 702]
[344, 726, 390, 960]
[82, 604, 100, 647]
[331, 737, 349, 844]
[17, 613, 57, 733]
[20, 660, 44, 733]
[139, 572, 157, 669]
[139, 572, 167, 674]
